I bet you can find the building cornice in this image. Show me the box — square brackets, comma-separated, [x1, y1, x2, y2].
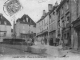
[37, 6, 58, 23]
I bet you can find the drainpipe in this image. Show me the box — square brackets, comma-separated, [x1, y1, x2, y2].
[48, 16, 50, 45]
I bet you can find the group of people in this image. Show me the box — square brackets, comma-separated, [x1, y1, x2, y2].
[40, 37, 60, 46]
[41, 37, 47, 45]
[27, 37, 34, 46]
[49, 38, 60, 46]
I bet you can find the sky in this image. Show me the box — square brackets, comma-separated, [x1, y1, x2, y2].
[0, 0, 61, 25]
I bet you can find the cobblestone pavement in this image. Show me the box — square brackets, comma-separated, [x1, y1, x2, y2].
[0, 44, 47, 58]
[0, 44, 80, 59]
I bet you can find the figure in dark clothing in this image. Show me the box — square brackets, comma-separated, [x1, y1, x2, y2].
[44, 38, 47, 45]
[49, 38, 53, 46]
[32, 38, 34, 45]
[32, 38, 34, 43]
[56, 38, 60, 46]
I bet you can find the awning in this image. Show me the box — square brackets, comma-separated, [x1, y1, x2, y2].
[37, 30, 48, 37]
[63, 28, 70, 34]
[72, 16, 80, 28]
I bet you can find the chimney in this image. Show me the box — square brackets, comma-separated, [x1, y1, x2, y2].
[48, 4, 53, 12]
[55, 1, 58, 6]
[43, 10, 46, 16]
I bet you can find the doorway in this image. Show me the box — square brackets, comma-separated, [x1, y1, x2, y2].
[77, 30, 80, 48]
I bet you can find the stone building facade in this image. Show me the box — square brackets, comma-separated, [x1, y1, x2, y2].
[71, 0, 80, 50]
[36, 10, 49, 43]
[56, 0, 80, 49]
[57, 0, 71, 48]
[48, 3, 58, 45]
[0, 14, 12, 42]
[36, 3, 58, 45]
[16, 14, 36, 40]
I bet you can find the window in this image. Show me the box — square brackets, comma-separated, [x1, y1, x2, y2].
[26, 18, 28, 22]
[58, 28, 60, 35]
[66, 0, 69, 9]
[23, 19, 25, 22]
[66, 16, 70, 24]
[49, 14, 51, 18]
[4, 21, 6, 25]
[49, 19, 51, 24]
[58, 11, 60, 19]
[62, 20, 65, 28]
[4, 32, 6, 37]
[58, 21, 60, 27]
[53, 11, 55, 15]
[62, 7, 64, 14]
[0, 32, 6, 37]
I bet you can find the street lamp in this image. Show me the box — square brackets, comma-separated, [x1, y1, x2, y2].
[48, 17, 50, 45]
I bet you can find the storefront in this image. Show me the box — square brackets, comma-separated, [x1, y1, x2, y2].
[49, 30, 56, 46]
[37, 31, 48, 44]
[72, 17, 80, 49]
[62, 27, 71, 47]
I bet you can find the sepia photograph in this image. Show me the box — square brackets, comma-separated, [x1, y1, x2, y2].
[0, 0, 80, 60]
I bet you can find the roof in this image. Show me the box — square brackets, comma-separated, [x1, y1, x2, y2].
[16, 14, 36, 27]
[49, 6, 58, 15]
[72, 16, 80, 24]
[0, 14, 11, 26]
[37, 6, 58, 23]
[37, 12, 49, 23]
[56, 0, 68, 12]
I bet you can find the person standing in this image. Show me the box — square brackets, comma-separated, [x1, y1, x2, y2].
[41, 37, 44, 45]
[32, 38, 34, 44]
[44, 37, 47, 45]
[56, 38, 60, 46]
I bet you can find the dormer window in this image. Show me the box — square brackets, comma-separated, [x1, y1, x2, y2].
[26, 18, 28, 22]
[4, 21, 6, 25]
[66, 4, 69, 9]
[23, 19, 25, 22]
[62, 7, 64, 14]
[66, 0, 69, 9]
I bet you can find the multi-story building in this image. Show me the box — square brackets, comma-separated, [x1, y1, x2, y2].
[36, 10, 49, 43]
[56, 0, 80, 50]
[48, 3, 58, 44]
[15, 14, 36, 41]
[36, 3, 58, 45]
[0, 14, 12, 42]
[57, 0, 71, 48]
[71, 0, 80, 50]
